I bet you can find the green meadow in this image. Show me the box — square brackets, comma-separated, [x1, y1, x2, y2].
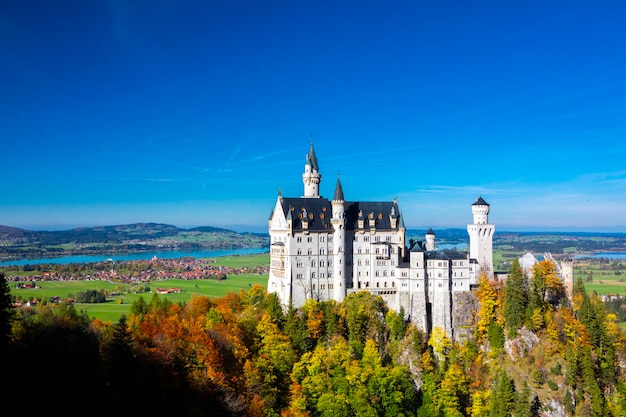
[9, 253, 270, 323]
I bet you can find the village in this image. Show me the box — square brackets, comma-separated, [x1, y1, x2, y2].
[4, 256, 269, 286]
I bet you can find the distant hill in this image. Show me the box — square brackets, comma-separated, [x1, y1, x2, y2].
[0, 223, 270, 261]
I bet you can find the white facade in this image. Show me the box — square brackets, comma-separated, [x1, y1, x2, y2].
[267, 144, 493, 339]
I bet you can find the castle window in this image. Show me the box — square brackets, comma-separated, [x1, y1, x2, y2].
[384, 282, 387, 287]
[365, 259, 370, 266]
[312, 272, 316, 278]
[311, 260, 316, 267]
[376, 282, 379, 287]
[320, 260, 325, 267]
[391, 270, 395, 276]
[297, 260, 303, 268]
[308, 249, 312, 255]
[329, 272, 333, 278]
[296, 274, 303, 279]
[320, 248, 325, 255]
[438, 283, 442, 287]
[329, 260, 333, 266]
[298, 249, 302, 255]
[376, 271, 380, 277]
[297, 237, 302, 243]
[312, 284, 316, 289]
[358, 260, 362, 266]
[392, 282, 395, 287]
[383, 270, 388, 276]
[307, 236, 312, 243]
[320, 236, 325, 242]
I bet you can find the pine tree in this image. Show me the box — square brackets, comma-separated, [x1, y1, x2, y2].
[0, 273, 14, 355]
[503, 259, 527, 338]
[490, 369, 517, 417]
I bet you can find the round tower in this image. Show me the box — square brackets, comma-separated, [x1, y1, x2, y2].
[467, 196, 495, 279]
[425, 227, 436, 251]
[302, 143, 321, 198]
[331, 174, 346, 301]
[561, 257, 574, 300]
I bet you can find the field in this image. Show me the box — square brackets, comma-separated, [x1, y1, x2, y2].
[9, 253, 270, 323]
[572, 258, 626, 296]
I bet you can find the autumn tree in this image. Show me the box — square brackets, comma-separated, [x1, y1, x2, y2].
[474, 273, 502, 346]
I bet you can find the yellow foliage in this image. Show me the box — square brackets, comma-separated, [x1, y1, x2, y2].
[474, 273, 502, 342]
[429, 326, 452, 363]
[470, 390, 491, 417]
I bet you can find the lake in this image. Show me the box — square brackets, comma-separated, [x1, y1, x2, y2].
[574, 252, 626, 260]
[0, 247, 269, 266]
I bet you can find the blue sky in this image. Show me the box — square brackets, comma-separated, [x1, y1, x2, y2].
[1, 1, 625, 232]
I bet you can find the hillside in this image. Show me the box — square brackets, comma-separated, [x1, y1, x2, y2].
[0, 223, 269, 261]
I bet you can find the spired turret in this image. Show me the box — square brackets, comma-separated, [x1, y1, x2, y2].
[302, 142, 321, 198]
[331, 174, 346, 301]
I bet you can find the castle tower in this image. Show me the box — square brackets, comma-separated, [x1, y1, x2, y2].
[302, 143, 321, 198]
[467, 196, 494, 279]
[331, 175, 347, 301]
[425, 228, 436, 251]
[561, 257, 574, 300]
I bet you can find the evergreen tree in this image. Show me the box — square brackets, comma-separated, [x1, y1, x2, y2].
[490, 369, 516, 417]
[503, 259, 527, 338]
[0, 273, 14, 355]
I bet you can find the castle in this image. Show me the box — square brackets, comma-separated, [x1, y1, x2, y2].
[267, 144, 495, 340]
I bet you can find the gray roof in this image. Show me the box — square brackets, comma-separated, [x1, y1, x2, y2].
[305, 143, 319, 171]
[473, 196, 489, 206]
[277, 197, 402, 232]
[333, 176, 344, 201]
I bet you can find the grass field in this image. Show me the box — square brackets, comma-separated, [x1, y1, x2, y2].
[9, 253, 270, 323]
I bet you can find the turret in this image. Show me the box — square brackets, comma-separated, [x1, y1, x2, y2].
[561, 257, 574, 300]
[467, 196, 494, 280]
[331, 174, 346, 301]
[302, 142, 321, 198]
[472, 196, 490, 224]
[425, 228, 436, 251]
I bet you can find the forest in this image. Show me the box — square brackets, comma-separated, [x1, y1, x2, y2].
[1, 258, 626, 417]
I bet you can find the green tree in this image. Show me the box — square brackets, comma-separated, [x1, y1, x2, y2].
[503, 259, 527, 338]
[490, 369, 516, 417]
[130, 296, 149, 316]
[0, 273, 14, 354]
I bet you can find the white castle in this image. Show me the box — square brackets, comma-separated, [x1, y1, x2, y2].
[267, 144, 494, 339]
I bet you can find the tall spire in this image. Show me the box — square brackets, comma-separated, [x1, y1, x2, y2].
[302, 140, 321, 198]
[333, 173, 344, 201]
[306, 141, 319, 171]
